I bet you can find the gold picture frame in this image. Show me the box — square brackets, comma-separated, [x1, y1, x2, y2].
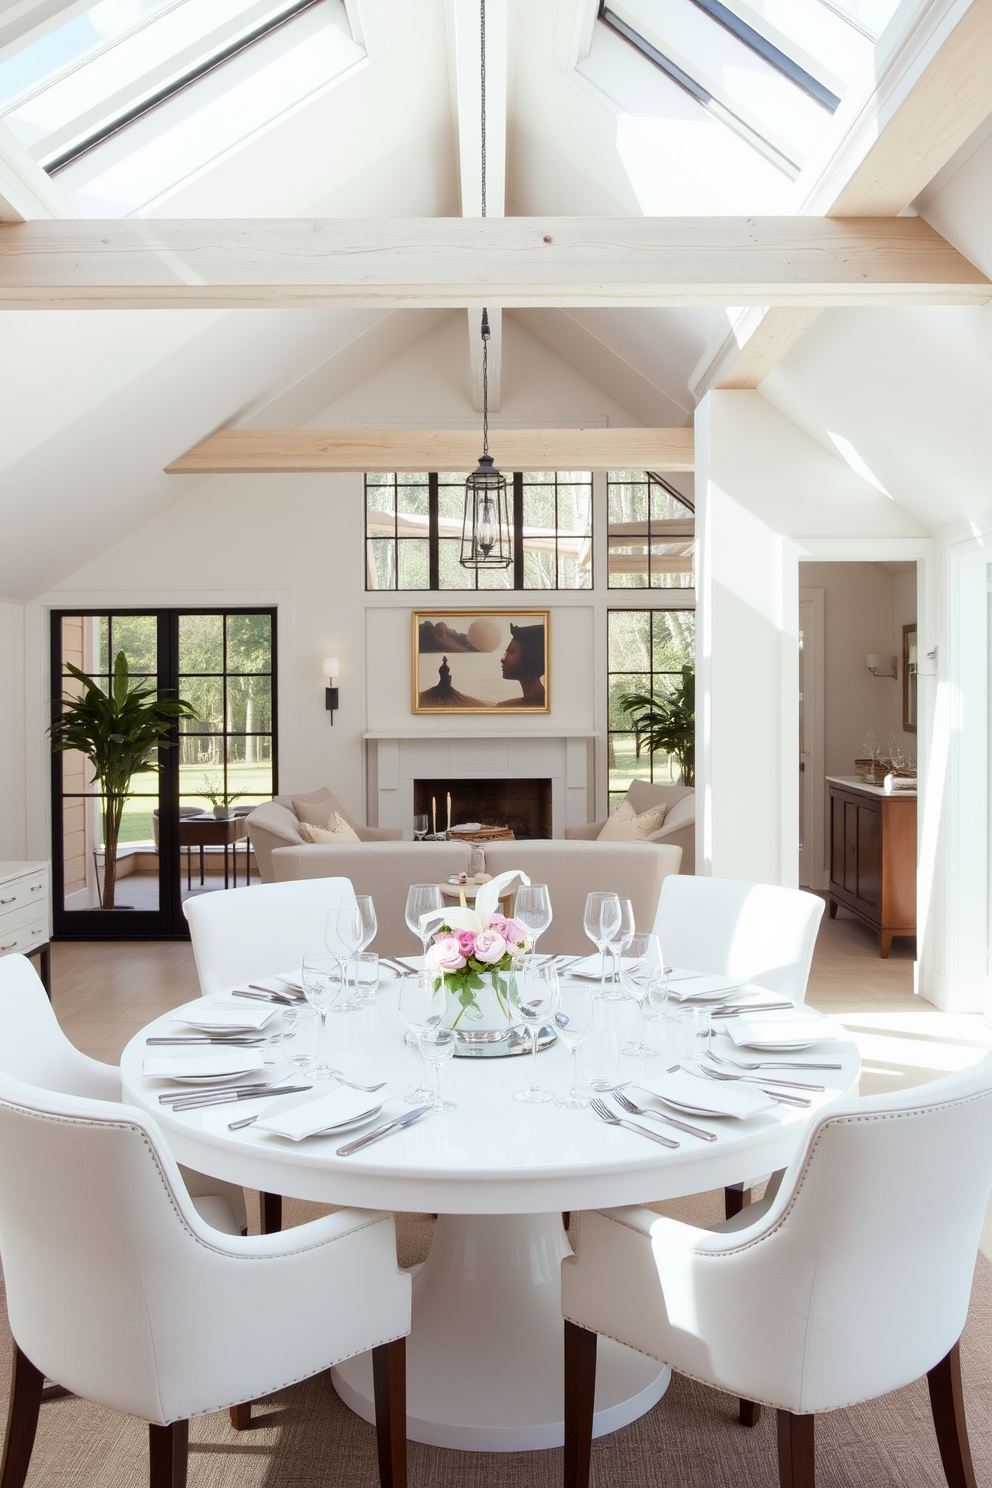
[412, 609, 551, 715]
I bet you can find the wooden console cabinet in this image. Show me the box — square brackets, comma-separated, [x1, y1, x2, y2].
[827, 777, 916, 958]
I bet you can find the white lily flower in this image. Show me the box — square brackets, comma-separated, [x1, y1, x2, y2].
[419, 869, 531, 939]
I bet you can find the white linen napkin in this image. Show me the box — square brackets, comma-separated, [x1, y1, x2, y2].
[255, 1086, 392, 1140]
[174, 1002, 277, 1032]
[634, 1071, 776, 1118]
[666, 974, 747, 1002]
[727, 1014, 844, 1048]
[142, 1052, 267, 1081]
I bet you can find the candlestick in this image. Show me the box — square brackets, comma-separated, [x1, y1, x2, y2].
[432, 796, 437, 837]
[446, 792, 452, 832]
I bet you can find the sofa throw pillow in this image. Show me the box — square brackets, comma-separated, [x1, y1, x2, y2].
[597, 799, 667, 842]
[291, 790, 337, 829]
[298, 813, 361, 844]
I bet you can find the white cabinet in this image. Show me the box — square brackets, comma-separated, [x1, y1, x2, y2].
[0, 861, 51, 991]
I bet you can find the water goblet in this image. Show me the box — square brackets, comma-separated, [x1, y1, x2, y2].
[583, 891, 622, 998]
[419, 1027, 456, 1111]
[413, 814, 429, 842]
[279, 1006, 316, 1074]
[620, 932, 665, 1057]
[602, 897, 635, 1000]
[326, 901, 364, 1007]
[301, 955, 343, 1081]
[554, 983, 595, 1108]
[399, 970, 444, 1103]
[513, 883, 553, 959]
[581, 1028, 620, 1093]
[356, 894, 377, 951]
[353, 952, 379, 1005]
[514, 961, 560, 1103]
[405, 883, 444, 961]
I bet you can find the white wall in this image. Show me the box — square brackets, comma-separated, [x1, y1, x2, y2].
[0, 600, 26, 861]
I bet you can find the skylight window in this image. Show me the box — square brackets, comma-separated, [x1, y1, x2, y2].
[0, 0, 339, 171]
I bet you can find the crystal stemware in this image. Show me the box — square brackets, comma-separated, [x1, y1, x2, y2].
[620, 932, 665, 1057]
[602, 897, 635, 1001]
[325, 901, 364, 1010]
[554, 983, 595, 1108]
[419, 1027, 456, 1111]
[398, 971, 443, 1103]
[513, 883, 553, 959]
[356, 894, 377, 951]
[413, 813, 429, 842]
[405, 883, 444, 961]
[301, 955, 342, 1081]
[583, 891, 622, 998]
[514, 961, 560, 1103]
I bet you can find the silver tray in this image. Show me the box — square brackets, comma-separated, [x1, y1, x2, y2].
[453, 1024, 557, 1058]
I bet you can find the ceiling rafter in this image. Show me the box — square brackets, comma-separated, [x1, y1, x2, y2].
[0, 215, 985, 309]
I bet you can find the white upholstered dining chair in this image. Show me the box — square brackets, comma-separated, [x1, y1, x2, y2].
[652, 876, 824, 1002]
[183, 876, 358, 996]
[0, 954, 246, 1232]
[0, 1072, 410, 1488]
[561, 1053, 992, 1488]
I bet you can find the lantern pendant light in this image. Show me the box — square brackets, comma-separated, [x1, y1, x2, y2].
[460, 0, 512, 572]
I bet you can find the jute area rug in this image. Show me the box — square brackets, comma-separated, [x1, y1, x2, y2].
[2, 1194, 990, 1488]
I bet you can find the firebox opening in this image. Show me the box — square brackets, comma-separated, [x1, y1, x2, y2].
[414, 779, 553, 840]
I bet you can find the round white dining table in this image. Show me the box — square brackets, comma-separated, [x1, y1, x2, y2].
[121, 978, 861, 1453]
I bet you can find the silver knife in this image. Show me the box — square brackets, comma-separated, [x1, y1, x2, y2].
[146, 1036, 265, 1046]
[336, 1105, 430, 1156]
[710, 1002, 794, 1017]
[169, 1084, 312, 1112]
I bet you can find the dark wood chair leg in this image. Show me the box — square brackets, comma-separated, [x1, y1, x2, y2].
[148, 1420, 188, 1488]
[777, 1410, 815, 1488]
[562, 1212, 571, 1230]
[725, 1183, 751, 1220]
[0, 1344, 44, 1488]
[229, 1403, 252, 1430]
[371, 1337, 407, 1488]
[564, 1320, 598, 1488]
[927, 1342, 978, 1488]
[261, 1192, 282, 1233]
[739, 1399, 761, 1427]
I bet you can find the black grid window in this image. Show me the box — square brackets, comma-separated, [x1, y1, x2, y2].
[366, 471, 593, 590]
[607, 469, 694, 590]
[608, 608, 695, 808]
[178, 612, 275, 815]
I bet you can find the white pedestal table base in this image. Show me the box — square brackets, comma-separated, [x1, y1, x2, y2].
[331, 1212, 669, 1451]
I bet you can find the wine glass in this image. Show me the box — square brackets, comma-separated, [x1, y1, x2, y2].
[602, 898, 635, 1001]
[325, 901, 364, 1009]
[583, 891, 622, 998]
[620, 932, 665, 1057]
[513, 883, 553, 959]
[356, 894, 377, 951]
[413, 813, 429, 842]
[419, 1027, 456, 1111]
[279, 1006, 316, 1073]
[514, 961, 561, 1103]
[301, 955, 342, 1080]
[405, 883, 444, 960]
[554, 983, 595, 1108]
[398, 971, 444, 1103]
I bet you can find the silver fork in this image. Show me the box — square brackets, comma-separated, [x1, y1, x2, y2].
[708, 1051, 840, 1073]
[613, 1090, 716, 1141]
[590, 1097, 679, 1149]
[699, 1057, 824, 1091]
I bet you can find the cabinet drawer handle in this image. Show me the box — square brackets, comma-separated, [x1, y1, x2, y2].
[0, 897, 14, 905]
[29, 885, 43, 893]
[1, 942, 17, 951]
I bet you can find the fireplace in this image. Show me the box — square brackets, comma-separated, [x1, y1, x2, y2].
[414, 778, 553, 840]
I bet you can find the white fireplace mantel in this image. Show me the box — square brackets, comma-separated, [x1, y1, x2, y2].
[365, 734, 596, 839]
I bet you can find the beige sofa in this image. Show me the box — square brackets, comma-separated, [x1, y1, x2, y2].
[246, 788, 401, 883]
[271, 838, 682, 956]
[564, 780, 695, 875]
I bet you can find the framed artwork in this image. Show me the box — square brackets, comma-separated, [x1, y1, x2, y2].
[902, 624, 918, 733]
[413, 610, 551, 715]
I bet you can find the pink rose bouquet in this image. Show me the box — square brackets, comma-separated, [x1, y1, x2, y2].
[416, 870, 541, 1028]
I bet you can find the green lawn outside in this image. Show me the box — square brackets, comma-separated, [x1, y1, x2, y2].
[112, 763, 275, 844]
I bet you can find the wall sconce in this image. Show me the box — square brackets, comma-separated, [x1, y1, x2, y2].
[867, 653, 897, 679]
[323, 657, 339, 723]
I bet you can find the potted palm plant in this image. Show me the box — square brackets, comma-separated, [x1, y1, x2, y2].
[617, 665, 695, 786]
[51, 652, 196, 909]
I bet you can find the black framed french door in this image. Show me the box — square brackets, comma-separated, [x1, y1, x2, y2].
[50, 608, 277, 939]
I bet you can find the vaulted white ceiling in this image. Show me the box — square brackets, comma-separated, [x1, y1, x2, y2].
[0, 0, 990, 598]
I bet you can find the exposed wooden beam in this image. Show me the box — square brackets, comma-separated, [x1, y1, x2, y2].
[450, 0, 506, 410]
[0, 217, 986, 310]
[703, 0, 992, 392]
[164, 426, 695, 474]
